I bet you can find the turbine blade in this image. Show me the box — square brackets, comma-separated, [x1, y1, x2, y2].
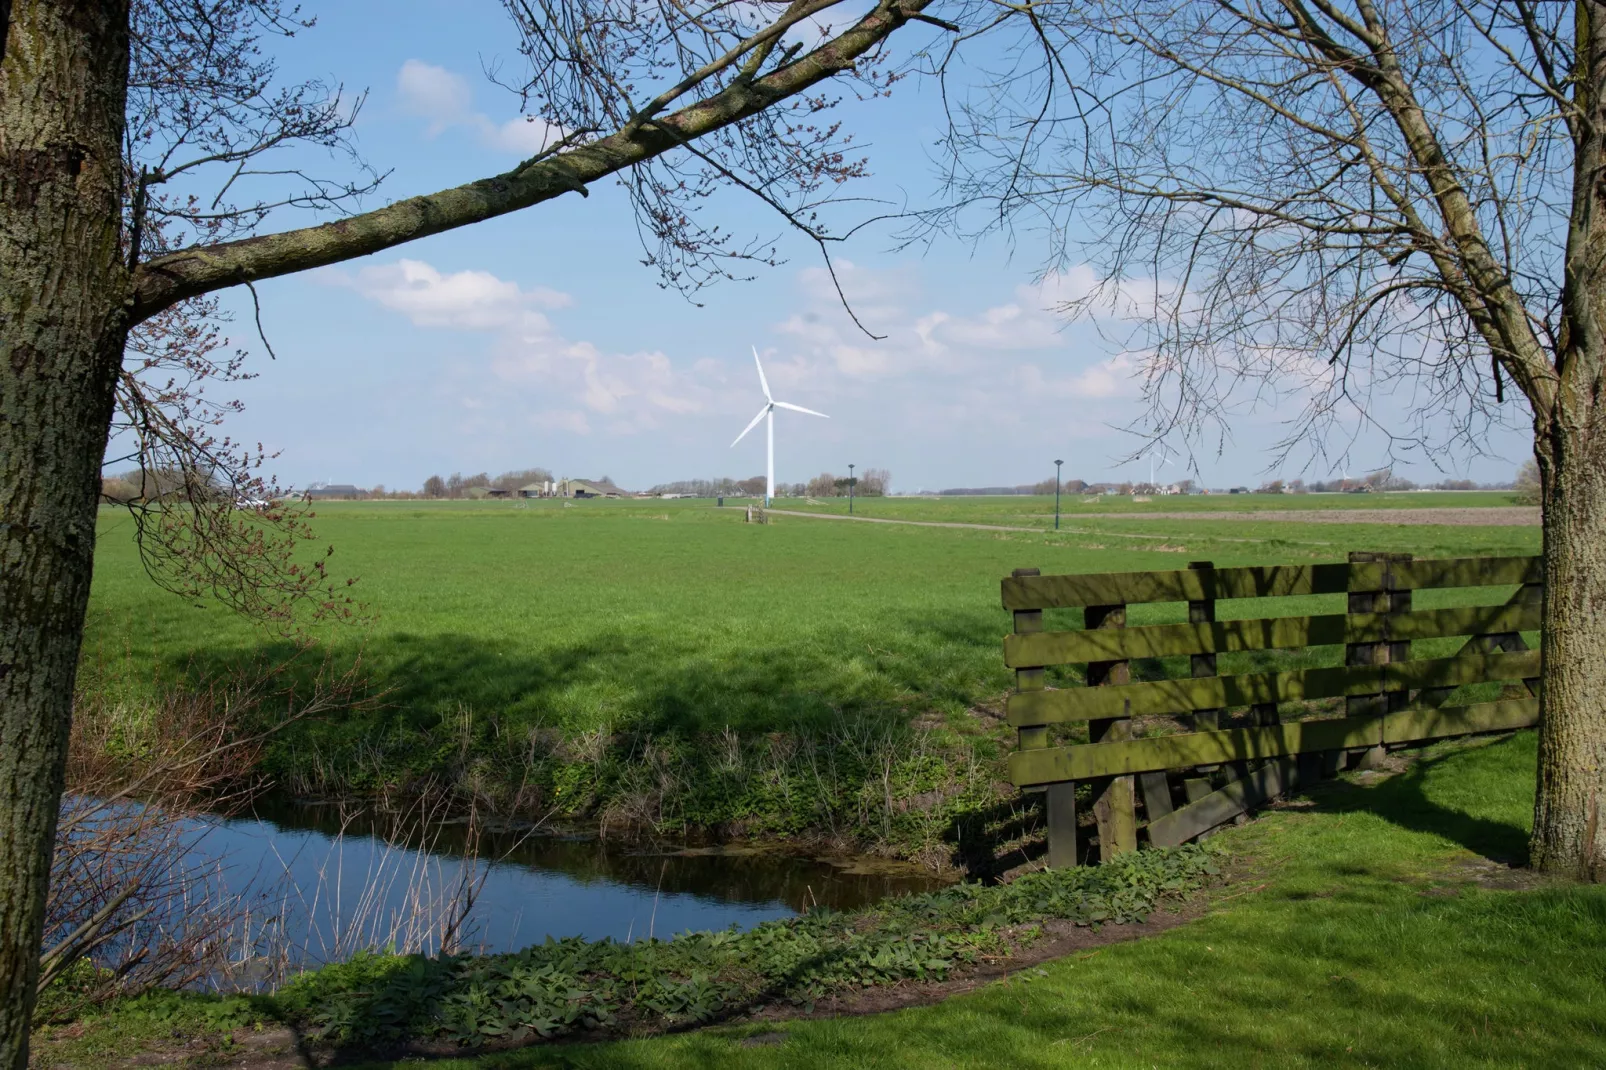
[773, 401, 829, 418]
[752, 346, 772, 402]
[730, 405, 769, 447]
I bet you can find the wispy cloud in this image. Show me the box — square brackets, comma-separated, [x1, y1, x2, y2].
[326, 253, 1161, 483]
[329, 258, 719, 436]
[396, 59, 563, 155]
[771, 259, 1146, 401]
[331, 258, 571, 331]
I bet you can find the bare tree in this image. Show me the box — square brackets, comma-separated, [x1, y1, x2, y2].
[41, 657, 363, 1010]
[113, 293, 361, 632]
[0, 0, 946, 1059]
[807, 471, 841, 496]
[931, 0, 1603, 877]
[491, 467, 554, 492]
[858, 467, 891, 495]
[1515, 459, 1543, 505]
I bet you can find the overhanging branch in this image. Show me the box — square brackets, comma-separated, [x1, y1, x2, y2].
[129, 0, 933, 323]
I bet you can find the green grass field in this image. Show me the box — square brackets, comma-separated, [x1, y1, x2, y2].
[773, 489, 1524, 525]
[81, 496, 1542, 848]
[53, 495, 1595, 1068]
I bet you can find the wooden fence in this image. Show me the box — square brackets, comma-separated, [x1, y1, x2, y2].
[1004, 552, 1543, 867]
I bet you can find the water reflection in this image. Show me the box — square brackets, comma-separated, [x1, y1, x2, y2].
[211, 797, 945, 965]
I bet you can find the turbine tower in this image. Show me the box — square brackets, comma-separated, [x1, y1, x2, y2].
[731, 346, 829, 505]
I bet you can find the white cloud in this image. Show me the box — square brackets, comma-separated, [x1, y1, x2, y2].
[333, 258, 717, 436]
[770, 259, 1144, 398]
[335, 259, 571, 332]
[324, 253, 1162, 482]
[396, 60, 565, 156]
[1012, 356, 1137, 399]
[396, 59, 474, 135]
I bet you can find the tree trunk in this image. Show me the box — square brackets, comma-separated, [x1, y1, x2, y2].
[1530, 402, 1606, 880]
[0, 4, 130, 1066]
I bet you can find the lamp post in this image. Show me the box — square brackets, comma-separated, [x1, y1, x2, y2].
[1054, 459, 1064, 531]
[848, 463, 856, 515]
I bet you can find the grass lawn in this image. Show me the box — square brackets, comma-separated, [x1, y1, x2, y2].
[80, 498, 1544, 849]
[41, 731, 1605, 1069]
[364, 732, 1606, 1069]
[83, 496, 1541, 732]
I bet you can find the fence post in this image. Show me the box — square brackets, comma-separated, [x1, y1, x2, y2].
[1346, 551, 1412, 769]
[1011, 568, 1075, 867]
[1086, 602, 1137, 859]
[1187, 561, 1221, 731]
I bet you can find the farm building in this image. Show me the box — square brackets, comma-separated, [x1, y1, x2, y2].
[519, 482, 554, 498]
[305, 484, 363, 500]
[557, 478, 626, 499]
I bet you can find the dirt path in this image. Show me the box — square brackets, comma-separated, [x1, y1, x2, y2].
[764, 509, 1074, 535]
[768, 506, 1538, 529]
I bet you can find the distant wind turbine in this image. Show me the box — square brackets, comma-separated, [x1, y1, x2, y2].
[730, 346, 829, 506]
[1148, 447, 1175, 489]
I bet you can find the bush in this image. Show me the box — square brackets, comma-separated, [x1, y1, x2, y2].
[1513, 459, 1541, 505]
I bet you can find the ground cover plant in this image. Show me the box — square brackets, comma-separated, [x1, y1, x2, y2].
[32, 845, 1215, 1061]
[437, 731, 1593, 1070]
[81, 498, 1542, 858]
[387, 731, 1606, 1068]
[37, 731, 1606, 1068]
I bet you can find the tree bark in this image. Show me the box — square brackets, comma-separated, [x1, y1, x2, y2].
[0, 3, 130, 1066]
[1531, 419, 1606, 879]
[1527, 0, 1606, 881]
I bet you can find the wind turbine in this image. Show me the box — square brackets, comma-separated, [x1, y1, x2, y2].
[730, 346, 829, 505]
[1148, 447, 1175, 491]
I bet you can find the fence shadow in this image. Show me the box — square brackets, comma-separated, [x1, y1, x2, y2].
[1293, 737, 1531, 866]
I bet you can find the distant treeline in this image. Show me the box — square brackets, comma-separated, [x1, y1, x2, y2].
[649, 469, 891, 498]
[649, 477, 762, 497]
[929, 472, 1518, 497]
[1265, 470, 1515, 493]
[939, 479, 1092, 496]
[418, 468, 556, 499]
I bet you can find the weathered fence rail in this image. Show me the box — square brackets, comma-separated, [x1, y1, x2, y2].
[1004, 552, 1543, 865]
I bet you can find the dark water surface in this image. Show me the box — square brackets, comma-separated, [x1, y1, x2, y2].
[205, 797, 946, 966]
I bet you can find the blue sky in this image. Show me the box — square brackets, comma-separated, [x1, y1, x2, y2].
[194, 0, 1534, 493]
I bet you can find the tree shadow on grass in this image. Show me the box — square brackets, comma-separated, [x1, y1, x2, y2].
[1291, 735, 1532, 866]
[141, 601, 1008, 742]
[160, 628, 922, 741]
